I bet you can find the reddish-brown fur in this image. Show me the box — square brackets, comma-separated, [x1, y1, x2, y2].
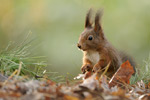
[77, 9, 135, 76]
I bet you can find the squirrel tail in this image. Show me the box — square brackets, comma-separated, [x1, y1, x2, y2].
[119, 51, 136, 74]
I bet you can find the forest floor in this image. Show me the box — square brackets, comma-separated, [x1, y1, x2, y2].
[0, 61, 150, 100]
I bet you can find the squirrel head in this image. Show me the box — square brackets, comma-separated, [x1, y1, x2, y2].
[77, 9, 105, 51]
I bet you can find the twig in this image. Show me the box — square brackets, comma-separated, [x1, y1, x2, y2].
[16, 61, 22, 76]
[3, 70, 18, 85]
[99, 61, 111, 80]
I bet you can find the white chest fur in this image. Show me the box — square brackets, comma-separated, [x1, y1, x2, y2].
[85, 50, 100, 65]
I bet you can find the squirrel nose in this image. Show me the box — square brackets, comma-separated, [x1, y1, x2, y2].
[77, 43, 81, 49]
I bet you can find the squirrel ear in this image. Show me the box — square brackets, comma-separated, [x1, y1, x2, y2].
[85, 9, 92, 28]
[94, 10, 104, 36]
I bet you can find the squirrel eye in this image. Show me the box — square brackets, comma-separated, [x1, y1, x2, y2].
[88, 35, 93, 41]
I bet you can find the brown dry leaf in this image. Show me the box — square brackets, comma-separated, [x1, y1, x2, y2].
[100, 75, 110, 92]
[80, 73, 99, 91]
[147, 82, 150, 89]
[111, 88, 125, 97]
[74, 74, 85, 80]
[109, 60, 134, 88]
[84, 71, 92, 79]
[9, 92, 22, 97]
[21, 92, 44, 100]
[47, 80, 56, 86]
[74, 71, 92, 81]
[138, 93, 150, 100]
[84, 95, 93, 100]
[64, 95, 79, 100]
[56, 85, 64, 97]
[0, 91, 8, 97]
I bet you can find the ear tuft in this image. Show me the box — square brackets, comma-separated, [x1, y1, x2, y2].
[94, 9, 103, 32]
[85, 8, 93, 28]
[94, 9, 104, 39]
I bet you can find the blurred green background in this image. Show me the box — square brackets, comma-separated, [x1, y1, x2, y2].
[0, 0, 150, 78]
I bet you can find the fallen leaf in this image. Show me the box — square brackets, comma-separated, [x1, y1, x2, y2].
[100, 75, 110, 92]
[84, 71, 92, 79]
[138, 93, 150, 100]
[111, 88, 125, 96]
[21, 92, 43, 100]
[147, 82, 150, 89]
[84, 95, 93, 100]
[74, 71, 92, 80]
[80, 73, 99, 90]
[74, 74, 85, 80]
[64, 95, 79, 100]
[109, 60, 135, 88]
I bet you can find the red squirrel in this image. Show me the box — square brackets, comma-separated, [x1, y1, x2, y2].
[77, 9, 135, 76]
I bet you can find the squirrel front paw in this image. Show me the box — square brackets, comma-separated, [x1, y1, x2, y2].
[81, 64, 92, 74]
[92, 64, 101, 73]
